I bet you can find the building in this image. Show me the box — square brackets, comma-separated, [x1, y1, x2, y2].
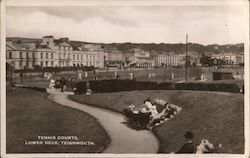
[126, 48, 154, 68]
[211, 53, 239, 65]
[103, 46, 124, 68]
[236, 53, 244, 64]
[73, 44, 104, 68]
[6, 36, 105, 70]
[6, 40, 56, 69]
[152, 53, 186, 67]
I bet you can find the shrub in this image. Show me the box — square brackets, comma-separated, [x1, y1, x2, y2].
[158, 82, 174, 90]
[75, 79, 158, 94]
[24, 86, 47, 93]
[174, 83, 240, 93]
[75, 79, 241, 94]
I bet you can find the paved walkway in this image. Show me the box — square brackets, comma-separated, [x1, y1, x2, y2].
[47, 89, 159, 153]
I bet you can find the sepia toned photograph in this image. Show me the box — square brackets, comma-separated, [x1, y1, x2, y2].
[2, 0, 249, 157]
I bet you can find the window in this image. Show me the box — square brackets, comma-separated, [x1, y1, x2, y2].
[41, 53, 43, 59]
[77, 54, 79, 60]
[73, 54, 75, 59]
[26, 52, 29, 59]
[51, 61, 54, 67]
[46, 61, 48, 67]
[46, 53, 48, 59]
[41, 61, 43, 67]
[20, 52, 23, 59]
[81, 55, 83, 60]
[19, 61, 22, 68]
[32, 61, 35, 67]
[9, 51, 12, 59]
[32, 52, 35, 59]
[51, 53, 53, 59]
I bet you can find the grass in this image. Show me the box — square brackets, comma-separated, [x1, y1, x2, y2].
[6, 87, 110, 153]
[12, 67, 202, 85]
[69, 90, 244, 154]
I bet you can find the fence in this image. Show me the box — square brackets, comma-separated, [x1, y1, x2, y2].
[9, 67, 202, 84]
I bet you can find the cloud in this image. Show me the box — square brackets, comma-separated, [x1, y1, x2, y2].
[6, 5, 247, 44]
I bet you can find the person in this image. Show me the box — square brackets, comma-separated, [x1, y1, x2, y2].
[78, 72, 82, 80]
[176, 131, 195, 153]
[85, 81, 92, 95]
[20, 70, 23, 83]
[132, 73, 136, 80]
[114, 71, 117, 78]
[49, 77, 56, 90]
[60, 77, 66, 92]
[163, 103, 182, 119]
[66, 78, 72, 91]
[196, 139, 214, 153]
[130, 73, 133, 80]
[10, 81, 15, 90]
[84, 71, 88, 78]
[144, 98, 154, 109]
[55, 78, 61, 90]
[47, 73, 52, 80]
[71, 78, 77, 94]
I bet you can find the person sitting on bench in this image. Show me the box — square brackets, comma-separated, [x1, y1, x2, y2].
[147, 102, 182, 128]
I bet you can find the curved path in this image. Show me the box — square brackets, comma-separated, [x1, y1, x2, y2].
[47, 89, 159, 153]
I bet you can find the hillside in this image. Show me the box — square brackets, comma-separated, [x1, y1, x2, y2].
[7, 37, 244, 56]
[104, 42, 244, 55]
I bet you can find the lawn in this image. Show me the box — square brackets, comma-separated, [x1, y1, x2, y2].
[69, 90, 244, 154]
[6, 87, 110, 153]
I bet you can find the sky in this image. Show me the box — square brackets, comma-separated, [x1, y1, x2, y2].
[6, 5, 248, 45]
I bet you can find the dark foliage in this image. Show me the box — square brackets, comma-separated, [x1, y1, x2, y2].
[23, 86, 47, 93]
[75, 79, 241, 94]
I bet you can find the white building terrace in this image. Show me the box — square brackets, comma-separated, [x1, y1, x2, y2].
[6, 36, 105, 70]
[211, 53, 244, 65]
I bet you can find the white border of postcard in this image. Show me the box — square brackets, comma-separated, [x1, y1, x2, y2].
[1, 0, 249, 158]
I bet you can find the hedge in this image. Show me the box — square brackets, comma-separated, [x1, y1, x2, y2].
[15, 84, 47, 93]
[24, 86, 47, 93]
[75, 79, 158, 94]
[75, 79, 242, 94]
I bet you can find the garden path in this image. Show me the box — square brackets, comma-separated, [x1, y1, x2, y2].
[47, 89, 159, 153]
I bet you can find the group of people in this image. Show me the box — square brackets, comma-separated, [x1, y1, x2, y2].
[127, 98, 182, 129]
[176, 131, 216, 154]
[49, 76, 77, 93]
